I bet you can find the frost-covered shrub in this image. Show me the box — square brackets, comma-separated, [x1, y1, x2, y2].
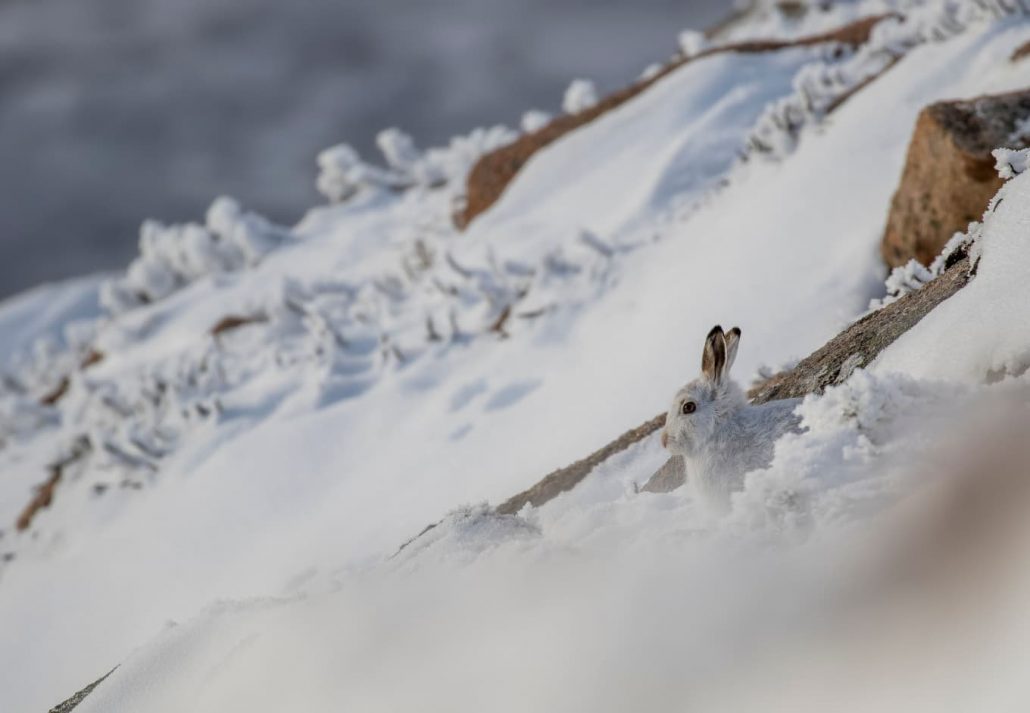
[420, 125, 517, 190]
[994, 147, 1030, 179]
[377, 128, 446, 188]
[868, 224, 981, 312]
[638, 63, 664, 81]
[562, 79, 599, 114]
[881, 259, 934, 302]
[316, 143, 409, 202]
[520, 110, 552, 133]
[317, 126, 516, 205]
[677, 29, 709, 57]
[744, 1, 1028, 160]
[100, 197, 290, 314]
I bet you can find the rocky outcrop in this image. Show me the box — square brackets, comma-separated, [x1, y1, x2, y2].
[881, 89, 1030, 268]
[457, 14, 896, 229]
[495, 248, 976, 506]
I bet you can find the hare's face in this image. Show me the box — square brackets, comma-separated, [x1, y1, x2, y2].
[661, 325, 743, 457]
[661, 379, 717, 457]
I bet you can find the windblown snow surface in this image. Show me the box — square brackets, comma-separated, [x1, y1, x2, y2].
[2, 3, 1030, 711]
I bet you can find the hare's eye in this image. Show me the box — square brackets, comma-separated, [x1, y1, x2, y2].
[681, 401, 696, 415]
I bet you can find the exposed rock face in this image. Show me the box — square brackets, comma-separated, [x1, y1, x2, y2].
[881, 90, 1030, 268]
[457, 14, 895, 229]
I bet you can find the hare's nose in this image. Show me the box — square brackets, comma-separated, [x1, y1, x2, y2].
[660, 430, 669, 449]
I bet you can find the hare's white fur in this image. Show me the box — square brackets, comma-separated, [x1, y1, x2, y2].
[662, 325, 801, 509]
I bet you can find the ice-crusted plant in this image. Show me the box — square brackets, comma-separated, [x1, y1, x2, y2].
[422, 125, 517, 190]
[638, 63, 664, 81]
[677, 29, 709, 57]
[867, 223, 984, 311]
[744, 0, 1029, 159]
[745, 20, 904, 157]
[316, 143, 404, 202]
[994, 146, 1030, 179]
[100, 197, 291, 315]
[316, 125, 517, 215]
[562, 79, 599, 114]
[520, 110, 552, 133]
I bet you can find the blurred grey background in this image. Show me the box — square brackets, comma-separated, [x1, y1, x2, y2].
[0, 0, 727, 299]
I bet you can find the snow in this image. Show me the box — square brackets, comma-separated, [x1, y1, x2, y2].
[1, 3, 1030, 711]
[994, 145, 1030, 178]
[561, 78, 599, 113]
[0, 273, 104, 369]
[472, 45, 829, 239]
[520, 109, 552, 132]
[677, 28, 709, 56]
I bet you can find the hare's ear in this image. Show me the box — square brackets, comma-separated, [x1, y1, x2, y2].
[723, 327, 741, 378]
[701, 325, 726, 384]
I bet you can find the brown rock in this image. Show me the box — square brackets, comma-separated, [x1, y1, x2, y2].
[16, 436, 91, 531]
[458, 14, 897, 229]
[39, 376, 70, 406]
[79, 348, 105, 370]
[881, 89, 1030, 268]
[1011, 40, 1030, 63]
[210, 313, 268, 336]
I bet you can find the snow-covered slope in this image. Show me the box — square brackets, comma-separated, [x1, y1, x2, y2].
[1, 2, 1029, 711]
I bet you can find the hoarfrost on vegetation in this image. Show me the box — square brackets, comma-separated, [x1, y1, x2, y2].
[316, 124, 516, 205]
[561, 78, 600, 114]
[677, 29, 709, 57]
[99, 197, 291, 315]
[994, 146, 1030, 178]
[639, 62, 664, 81]
[520, 110, 551, 133]
[744, 0, 1028, 160]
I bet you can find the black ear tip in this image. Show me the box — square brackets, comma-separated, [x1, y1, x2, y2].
[707, 325, 724, 339]
[729, 327, 741, 338]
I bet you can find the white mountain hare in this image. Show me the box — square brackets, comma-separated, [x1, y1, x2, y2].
[661, 325, 802, 509]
